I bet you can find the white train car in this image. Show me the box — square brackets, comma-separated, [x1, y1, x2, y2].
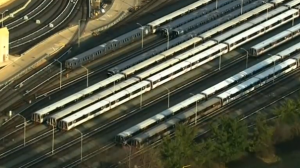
[115, 55, 281, 144]
[147, 0, 212, 33]
[130, 98, 221, 146]
[224, 9, 300, 51]
[55, 2, 300, 131]
[49, 2, 282, 126]
[47, 77, 140, 127]
[250, 23, 300, 56]
[146, 44, 229, 89]
[136, 40, 217, 80]
[120, 37, 204, 78]
[32, 73, 125, 123]
[200, 3, 274, 39]
[130, 54, 300, 147]
[218, 59, 298, 105]
[108, 0, 266, 76]
[212, 3, 296, 43]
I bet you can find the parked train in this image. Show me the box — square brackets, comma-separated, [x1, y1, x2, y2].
[107, 0, 273, 75]
[115, 39, 300, 144]
[171, 0, 256, 37]
[129, 54, 300, 147]
[115, 55, 280, 144]
[32, 0, 284, 124]
[57, 8, 299, 131]
[65, 0, 213, 69]
[121, 1, 299, 78]
[158, 0, 236, 35]
[250, 22, 300, 56]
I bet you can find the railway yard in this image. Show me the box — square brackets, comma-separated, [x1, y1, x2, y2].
[1, 0, 300, 167]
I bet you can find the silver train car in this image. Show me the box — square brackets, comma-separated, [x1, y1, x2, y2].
[65, 0, 213, 69]
[57, 8, 300, 131]
[115, 55, 282, 144]
[34, 1, 269, 124]
[130, 54, 300, 147]
[250, 23, 300, 56]
[107, 0, 268, 75]
[148, 0, 213, 33]
[171, 0, 256, 37]
[158, 0, 237, 36]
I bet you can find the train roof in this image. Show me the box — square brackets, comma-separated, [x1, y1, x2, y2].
[200, 3, 272, 39]
[50, 77, 141, 120]
[174, 0, 244, 33]
[132, 117, 181, 143]
[277, 41, 300, 58]
[68, 44, 106, 61]
[61, 99, 110, 123]
[202, 74, 245, 96]
[107, 27, 150, 44]
[169, 94, 206, 112]
[34, 74, 123, 116]
[284, 0, 300, 8]
[217, 77, 260, 99]
[225, 8, 299, 45]
[255, 59, 297, 80]
[118, 113, 165, 138]
[214, 21, 255, 42]
[148, 0, 212, 27]
[271, 0, 285, 4]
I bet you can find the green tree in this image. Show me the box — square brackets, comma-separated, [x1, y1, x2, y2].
[195, 139, 218, 168]
[273, 99, 300, 141]
[209, 117, 249, 167]
[160, 124, 198, 168]
[250, 113, 275, 158]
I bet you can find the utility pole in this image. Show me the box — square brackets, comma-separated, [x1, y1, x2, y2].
[240, 48, 248, 68]
[137, 23, 143, 49]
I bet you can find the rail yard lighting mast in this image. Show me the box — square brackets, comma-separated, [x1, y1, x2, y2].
[166, 29, 170, 50]
[75, 129, 83, 161]
[241, 0, 243, 15]
[190, 93, 197, 125]
[81, 65, 89, 87]
[1, 10, 8, 27]
[17, 114, 26, 146]
[52, 126, 55, 154]
[268, 54, 276, 82]
[136, 23, 144, 49]
[140, 87, 143, 109]
[219, 54, 222, 70]
[240, 48, 248, 68]
[262, 1, 269, 20]
[163, 86, 170, 108]
[55, 59, 62, 89]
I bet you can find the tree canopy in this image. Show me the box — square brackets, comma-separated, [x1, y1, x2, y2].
[250, 113, 275, 158]
[160, 124, 198, 168]
[209, 117, 249, 165]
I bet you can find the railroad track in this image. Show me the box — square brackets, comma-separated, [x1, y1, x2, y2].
[6, 52, 246, 168]
[5, 0, 53, 30]
[0, 0, 298, 166]
[9, 0, 76, 48]
[109, 66, 300, 168]
[0, 36, 165, 113]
